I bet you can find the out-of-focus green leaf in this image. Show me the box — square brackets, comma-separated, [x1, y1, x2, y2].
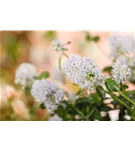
[103, 66, 112, 73]
[38, 71, 50, 79]
[44, 31, 57, 41]
[40, 103, 46, 109]
[92, 36, 100, 42]
[96, 86, 106, 99]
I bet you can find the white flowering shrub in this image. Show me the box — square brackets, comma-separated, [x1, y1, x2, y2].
[15, 36, 135, 121]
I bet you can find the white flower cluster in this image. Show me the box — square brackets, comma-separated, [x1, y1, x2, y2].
[112, 58, 131, 84]
[62, 55, 105, 91]
[31, 79, 65, 113]
[109, 36, 134, 56]
[15, 63, 37, 89]
[51, 40, 63, 52]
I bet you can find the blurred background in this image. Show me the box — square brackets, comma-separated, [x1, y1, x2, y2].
[0, 31, 134, 120]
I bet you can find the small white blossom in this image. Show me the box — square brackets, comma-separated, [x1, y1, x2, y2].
[124, 115, 131, 121]
[15, 63, 37, 89]
[49, 114, 63, 121]
[31, 79, 65, 113]
[112, 58, 131, 84]
[52, 40, 63, 52]
[108, 109, 120, 121]
[100, 111, 107, 118]
[109, 36, 134, 56]
[62, 55, 105, 91]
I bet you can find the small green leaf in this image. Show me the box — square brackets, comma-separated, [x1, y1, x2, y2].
[92, 36, 100, 42]
[103, 66, 112, 73]
[85, 33, 92, 42]
[105, 78, 119, 92]
[120, 84, 129, 91]
[38, 71, 50, 79]
[96, 86, 106, 99]
[40, 103, 46, 109]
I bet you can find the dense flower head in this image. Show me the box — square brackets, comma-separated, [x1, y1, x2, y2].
[109, 36, 134, 56]
[31, 79, 65, 113]
[112, 58, 131, 84]
[15, 63, 37, 89]
[62, 55, 105, 91]
[51, 40, 63, 52]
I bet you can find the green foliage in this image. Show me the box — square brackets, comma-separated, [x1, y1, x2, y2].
[105, 78, 119, 92]
[44, 31, 57, 41]
[120, 84, 129, 91]
[38, 71, 50, 79]
[96, 86, 106, 99]
[85, 32, 100, 43]
[103, 66, 112, 74]
[40, 103, 46, 109]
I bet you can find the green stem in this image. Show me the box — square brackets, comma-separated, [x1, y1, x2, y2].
[104, 90, 133, 111]
[59, 56, 62, 70]
[63, 52, 69, 58]
[72, 105, 88, 120]
[87, 107, 96, 118]
[118, 90, 135, 106]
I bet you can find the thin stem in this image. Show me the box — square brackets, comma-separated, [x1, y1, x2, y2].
[59, 56, 62, 70]
[62, 52, 69, 58]
[86, 107, 96, 118]
[104, 89, 133, 111]
[118, 90, 135, 106]
[72, 105, 88, 120]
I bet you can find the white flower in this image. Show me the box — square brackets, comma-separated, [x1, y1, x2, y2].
[108, 109, 120, 121]
[124, 115, 131, 121]
[62, 55, 105, 91]
[31, 79, 65, 113]
[15, 63, 37, 89]
[109, 36, 134, 56]
[52, 40, 63, 52]
[49, 114, 63, 121]
[100, 111, 107, 118]
[112, 58, 131, 84]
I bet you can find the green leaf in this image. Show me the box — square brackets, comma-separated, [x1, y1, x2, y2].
[38, 71, 50, 79]
[85, 33, 92, 42]
[130, 80, 135, 85]
[56, 105, 67, 121]
[44, 31, 57, 41]
[92, 36, 100, 42]
[40, 103, 46, 109]
[103, 66, 112, 73]
[120, 84, 129, 91]
[96, 86, 106, 99]
[76, 98, 91, 104]
[105, 78, 119, 92]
